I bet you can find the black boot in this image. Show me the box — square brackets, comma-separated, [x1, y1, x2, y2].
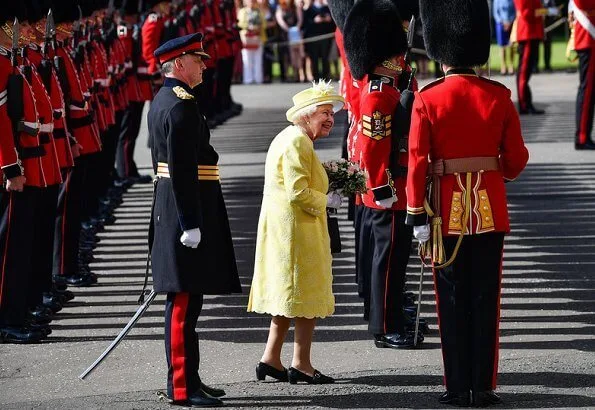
[472, 390, 501, 407]
[439, 391, 471, 407]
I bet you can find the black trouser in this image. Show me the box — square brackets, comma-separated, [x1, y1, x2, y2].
[306, 37, 332, 80]
[80, 152, 103, 223]
[165, 292, 204, 401]
[53, 159, 87, 277]
[366, 209, 413, 334]
[196, 68, 216, 121]
[434, 232, 505, 393]
[355, 205, 373, 321]
[0, 188, 37, 327]
[576, 48, 595, 145]
[516, 40, 540, 111]
[29, 185, 59, 308]
[116, 101, 145, 179]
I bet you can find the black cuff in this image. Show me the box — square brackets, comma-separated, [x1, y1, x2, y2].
[372, 184, 394, 201]
[405, 212, 429, 226]
[2, 163, 23, 179]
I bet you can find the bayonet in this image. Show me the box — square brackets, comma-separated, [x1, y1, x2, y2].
[11, 18, 19, 67]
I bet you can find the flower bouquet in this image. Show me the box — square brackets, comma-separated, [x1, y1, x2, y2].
[322, 159, 367, 254]
[322, 159, 367, 197]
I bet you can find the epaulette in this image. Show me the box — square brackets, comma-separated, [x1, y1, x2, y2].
[368, 79, 383, 93]
[173, 86, 194, 100]
[477, 76, 508, 90]
[419, 77, 445, 92]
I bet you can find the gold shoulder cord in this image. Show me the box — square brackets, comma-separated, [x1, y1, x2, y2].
[420, 172, 472, 269]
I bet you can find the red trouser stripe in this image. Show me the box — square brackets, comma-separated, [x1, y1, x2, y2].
[579, 48, 595, 144]
[491, 248, 505, 389]
[0, 194, 13, 305]
[171, 292, 190, 400]
[383, 213, 396, 334]
[518, 43, 531, 111]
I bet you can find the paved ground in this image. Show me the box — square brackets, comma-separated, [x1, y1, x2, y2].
[1, 73, 594, 409]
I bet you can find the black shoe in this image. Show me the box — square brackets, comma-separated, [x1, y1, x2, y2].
[374, 332, 415, 349]
[28, 307, 53, 324]
[52, 288, 75, 303]
[519, 106, 545, 115]
[170, 389, 223, 407]
[62, 275, 93, 287]
[41, 296, 63, 314]
[575, 141, 595, 150]
[199, 382, 225, 398]
[255, 361, 288, 382]
[472, 390, 501, 407]
[287, 367, 334, 384]
[0, 326, 45, 344]
[439, 391, 471, 407]
[132, 174, 153, 184]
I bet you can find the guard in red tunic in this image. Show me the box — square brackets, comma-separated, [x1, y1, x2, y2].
[514, 0, 558, 114]
[407, 0, 529, 406]
[141, 1, 169, 76]
[343, 0, 420, 349]
[570, 0, 595, 149]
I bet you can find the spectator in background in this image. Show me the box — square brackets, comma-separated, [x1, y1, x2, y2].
[302, 0, 335, 80]
[261, 0, 280, 83]
[238, 0, 268, 84]
[276, 0, 306, 82]
[494, 0, 517, 75]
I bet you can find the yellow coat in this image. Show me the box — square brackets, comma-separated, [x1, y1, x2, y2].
[248, 125, 335, 319]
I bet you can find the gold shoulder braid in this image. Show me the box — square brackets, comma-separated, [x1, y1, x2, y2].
[173, 86, 194, 100]
[1, 22, 36, 46]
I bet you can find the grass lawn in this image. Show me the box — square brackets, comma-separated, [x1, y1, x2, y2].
[269, 39, 577, 80]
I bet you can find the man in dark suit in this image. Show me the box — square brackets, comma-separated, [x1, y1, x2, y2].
[148, 32, 241, 408]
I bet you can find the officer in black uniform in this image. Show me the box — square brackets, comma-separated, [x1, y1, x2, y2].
[148, 32, 241, 408]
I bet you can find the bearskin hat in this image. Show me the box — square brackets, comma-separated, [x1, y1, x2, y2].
[420, 0, 490, 67]
[53, 0, 81, 23]
[0, 4, 28, 25]
[327, 0, 355, 32]
[394, 0, 419, 22]
[343, 0, 408, 80]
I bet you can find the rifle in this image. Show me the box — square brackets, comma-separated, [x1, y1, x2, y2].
[39, 9, 55, 92]
[389, 15, 416, 180]
[6, 19, 25, 166]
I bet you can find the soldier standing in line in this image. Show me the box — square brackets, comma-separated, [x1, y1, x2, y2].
[343, 0, 420, 349]
[514, 0, 559, 114]
[148, 32, 241, 407]
[569, 0, 595, 150]
[0, 5, 50, 343]
[406, 0, 529, 406]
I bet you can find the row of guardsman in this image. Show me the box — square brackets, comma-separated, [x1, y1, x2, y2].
[0, 0, 243, 344]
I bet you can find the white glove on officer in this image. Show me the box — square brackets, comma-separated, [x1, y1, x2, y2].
[180, 228, 202, 248]
[327, 192, 342, 209]
[375, 196, 397, 209]
[413, 224, 431, 243]
[547, 7, 560, 16]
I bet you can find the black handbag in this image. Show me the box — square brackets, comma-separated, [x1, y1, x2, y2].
[327, 209, 342, 254]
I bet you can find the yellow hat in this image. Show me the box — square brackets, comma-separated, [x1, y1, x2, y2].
[286, 80, 345, 122]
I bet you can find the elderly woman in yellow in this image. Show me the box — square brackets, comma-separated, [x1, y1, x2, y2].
[248, 81, 344, 384]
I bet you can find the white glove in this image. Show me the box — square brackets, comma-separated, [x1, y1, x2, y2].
[327, 192, 342, 209]
[548, 7, 560, 16]
[375, 196, 397, 209]
[413, 224, 431, 243]
[180, 228, 201, 248]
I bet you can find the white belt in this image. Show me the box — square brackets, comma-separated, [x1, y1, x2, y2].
[23, 121, 40, 129]
[137, 67, 148, 74]
[69, 104, 87, 111]
[54, 108, 65, 115]
[124, 62, 133, 69]
[39, 123, 54, 133]
[95, 78, 111, 87]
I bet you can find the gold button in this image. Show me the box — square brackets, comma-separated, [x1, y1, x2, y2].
[480, 169, 484, 173]
[483, 206, 488, 210]
[481, 196, 486, 200]
[453, 218, 458, 222]
[485, 217, 490, 221]
[454, 172, 459, 176]
[453, 207, 459, 212]
[454, 197, 460, 202]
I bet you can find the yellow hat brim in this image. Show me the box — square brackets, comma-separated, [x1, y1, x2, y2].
[286, 95, 345, 122]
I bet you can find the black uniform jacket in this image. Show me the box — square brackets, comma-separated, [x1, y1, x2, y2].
[148, 77, 241, 294]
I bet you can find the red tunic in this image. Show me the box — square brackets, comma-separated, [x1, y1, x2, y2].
[118, 25, 143, 102]
[406, 72, 529, 236]
[513, 0, 545, 41]
[56, 45, 102, 155]
[142, 12, 165, 74]
[0, 52, 24, 181]
[573, 0, 595, 50]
